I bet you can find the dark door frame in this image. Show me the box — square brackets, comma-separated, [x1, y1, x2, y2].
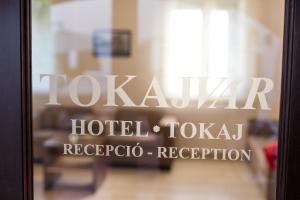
[277, 0, 300, 199]
[0, 0, 298, 199]
[0, 0, 32, 199]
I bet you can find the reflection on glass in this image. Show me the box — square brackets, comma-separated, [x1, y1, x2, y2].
[32, 0, 284, 200]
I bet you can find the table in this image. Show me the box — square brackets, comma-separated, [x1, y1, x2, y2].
[42, 134, 106, 192]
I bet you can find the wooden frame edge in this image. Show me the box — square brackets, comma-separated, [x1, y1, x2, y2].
[21, 0, 33, 199]
[277, 0, 296, 199]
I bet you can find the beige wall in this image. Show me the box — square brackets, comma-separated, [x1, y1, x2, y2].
[244, 0, 284, 119]
[33, 0, 285, 149]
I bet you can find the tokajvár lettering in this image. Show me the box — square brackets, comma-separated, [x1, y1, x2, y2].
[40, 74, 274, 110]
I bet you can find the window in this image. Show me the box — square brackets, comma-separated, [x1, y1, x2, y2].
[164, 9, 204, 98]
[164, 8, 241, 99]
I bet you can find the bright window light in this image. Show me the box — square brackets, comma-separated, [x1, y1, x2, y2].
[208, 10, 229, 76]
[164, 9, 203, 98]
[207, 10, 230, 94]
[164, 9, 230, 99]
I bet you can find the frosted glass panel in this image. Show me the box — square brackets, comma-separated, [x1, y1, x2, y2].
[32, 0, 284, 199]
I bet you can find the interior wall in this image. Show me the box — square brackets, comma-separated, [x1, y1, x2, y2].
[32, 0, 285, 149]
[109, 0, 284, 149]
[261, 0, 285, 119]
[244, 0, 284, 119]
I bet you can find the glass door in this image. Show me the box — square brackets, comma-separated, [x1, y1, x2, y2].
[31, 0, 285, 199]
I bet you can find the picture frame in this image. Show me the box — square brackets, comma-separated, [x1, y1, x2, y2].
[92, 30, 131, 57]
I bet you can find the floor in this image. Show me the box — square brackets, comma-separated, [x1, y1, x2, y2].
[34, 160, 265, 200]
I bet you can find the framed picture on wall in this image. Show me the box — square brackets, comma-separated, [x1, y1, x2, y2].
[92, 30, 131, 57]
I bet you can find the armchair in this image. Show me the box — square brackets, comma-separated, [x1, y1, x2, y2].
[104, 108, 176, 170]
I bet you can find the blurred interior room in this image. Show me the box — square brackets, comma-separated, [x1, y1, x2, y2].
[31, 0, 284, 199]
